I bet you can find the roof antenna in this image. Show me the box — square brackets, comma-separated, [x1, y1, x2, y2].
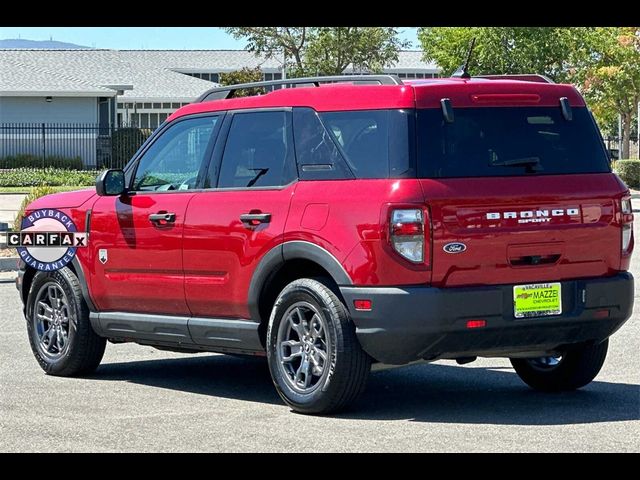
[452, 37, 476, 79]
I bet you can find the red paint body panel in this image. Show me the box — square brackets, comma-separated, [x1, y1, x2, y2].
[421, 173, 627, 287]
[182, 186, 295, 319]
[284, 180, 430, 286]
[89, 193, 194, 315]
[413, 79, 585, 108]
[27, 188, 96, 210]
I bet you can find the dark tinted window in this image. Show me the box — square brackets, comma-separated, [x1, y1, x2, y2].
[292, 108, 353, 180]
[417, 107, 610, 178]
[218, 111, 296, 188]
[319, 109, 414, 179]
[132, 116, 219, 191]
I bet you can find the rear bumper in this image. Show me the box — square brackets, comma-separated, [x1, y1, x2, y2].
[340, 272, 634, 364]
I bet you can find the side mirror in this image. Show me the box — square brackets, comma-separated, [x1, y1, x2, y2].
[96, 169, 126, 196]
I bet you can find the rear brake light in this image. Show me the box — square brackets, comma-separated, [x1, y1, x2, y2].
[466, 319, 486, 329]
[391, 209, 424, 263]
[353, 299, 372, 311]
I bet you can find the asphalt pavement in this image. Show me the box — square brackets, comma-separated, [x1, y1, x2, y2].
[1, 224, 639, 452]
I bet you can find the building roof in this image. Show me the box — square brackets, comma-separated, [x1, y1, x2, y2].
[343, 50, 439, 73]
[0, 49, 439, 102]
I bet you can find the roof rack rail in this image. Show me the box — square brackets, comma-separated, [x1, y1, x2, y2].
[196, 74, 404, 102]
[475, 74, 555, 84]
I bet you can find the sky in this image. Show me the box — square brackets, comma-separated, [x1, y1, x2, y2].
[0, 27, 419, 50]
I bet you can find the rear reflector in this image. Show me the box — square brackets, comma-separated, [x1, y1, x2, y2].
[354, 299, 372, 311]
[466, 319, 486, 329]
[594, 309, 609, 319]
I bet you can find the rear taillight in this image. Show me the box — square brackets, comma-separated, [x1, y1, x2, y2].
[390, 208, 425, 263]
[621, 196, 634, 254]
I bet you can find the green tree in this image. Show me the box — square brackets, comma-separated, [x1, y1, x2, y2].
[219, 67, 266, 97]
[579, 28, 640, 159]
[417, 27, 590, 81]
[225, 27, 409, 77]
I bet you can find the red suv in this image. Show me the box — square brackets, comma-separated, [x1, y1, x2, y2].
[17, 74, 634, 414]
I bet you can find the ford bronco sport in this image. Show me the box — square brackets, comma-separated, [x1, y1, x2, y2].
[16, 74, 634, 414]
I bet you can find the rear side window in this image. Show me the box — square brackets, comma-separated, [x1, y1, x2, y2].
[217, 111, 296, 188]
[417, 107, 610, 178]
[293, 108, 414, 180]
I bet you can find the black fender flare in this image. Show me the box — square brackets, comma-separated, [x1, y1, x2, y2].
[247, 241, 353, 322]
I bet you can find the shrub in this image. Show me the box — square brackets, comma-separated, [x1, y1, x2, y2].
[111, 127, 150, 168]
[0, 168, 97, 187]
[13, 185, 61, 230]
[0, 154, 83, 170]
[613, 160, 640, 188]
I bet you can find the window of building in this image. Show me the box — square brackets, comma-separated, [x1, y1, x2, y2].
[152, 103, 161, 109]
[162, 103, 171, 109]
[125, 103, 133, 109]
[274, 73, 282, 80]
[216, 111, 295, 188]
[264, 73, 273, 81]
[117, 103, 124, 109]
[211, 73, 219, 83]
[172, 103, 181, 109]
[143, 103, 152, 109]
[140, 114, 149, 129]
[132, 116, 219, 191]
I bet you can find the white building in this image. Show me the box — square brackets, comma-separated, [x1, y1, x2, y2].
[1, 49, 439, 129]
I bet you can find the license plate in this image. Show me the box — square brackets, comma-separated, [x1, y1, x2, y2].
[513, 283, 562, 318]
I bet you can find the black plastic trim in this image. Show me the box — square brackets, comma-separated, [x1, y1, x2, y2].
[340, 272, 634, 364]
[282, 241, 352, 286]
[89, 311, 263, 353]
[247, 244, 285, 322]
[71, 257, 97, 312]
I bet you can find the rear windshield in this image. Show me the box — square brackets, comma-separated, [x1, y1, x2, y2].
[417, 107, 611, 178]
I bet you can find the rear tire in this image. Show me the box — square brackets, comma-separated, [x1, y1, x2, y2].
[26, 268, 106, 376]
[510, 340, 608, 392]
[267, 278, 371, 415]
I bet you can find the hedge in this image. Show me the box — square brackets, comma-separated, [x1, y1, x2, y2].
[613, 160, 640, 189]
[0, 168, 97, 187]
[13, 185, 61, 230]
[0, 154, 83, 170]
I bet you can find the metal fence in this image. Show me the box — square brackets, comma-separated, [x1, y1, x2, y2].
[0, 123, 153, 170]
[603, 136, 639, 160]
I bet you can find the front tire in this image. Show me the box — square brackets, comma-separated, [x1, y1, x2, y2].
[510, 340, 608, 392]
[26, 268, 106, 376]
[267, 278, 371, 414]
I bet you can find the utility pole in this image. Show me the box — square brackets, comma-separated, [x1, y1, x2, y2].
[637, 102, 639, 159]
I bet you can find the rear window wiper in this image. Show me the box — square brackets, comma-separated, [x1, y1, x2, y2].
[491, 157, 542, 172]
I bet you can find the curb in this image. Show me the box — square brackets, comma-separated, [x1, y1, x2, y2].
[0, 256, 19, 272]
[0, 271, 17, 283]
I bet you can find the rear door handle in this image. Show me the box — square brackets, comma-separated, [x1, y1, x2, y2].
[240, 213, 271, 226]
[149, 212, 176, 224]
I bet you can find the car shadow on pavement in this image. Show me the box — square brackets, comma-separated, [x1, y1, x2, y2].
[345, 362, 640, 425]
[93, 354, 639, 425]
[94, 353, 282, 406]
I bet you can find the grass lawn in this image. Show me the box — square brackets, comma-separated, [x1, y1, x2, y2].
[0, 186, 93, 194]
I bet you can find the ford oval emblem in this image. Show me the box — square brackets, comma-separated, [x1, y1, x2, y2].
[443, 242, 467, 254]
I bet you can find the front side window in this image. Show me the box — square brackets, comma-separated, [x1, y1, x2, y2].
[132, 116, 219, 191]
[217, 111, 296, 188]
